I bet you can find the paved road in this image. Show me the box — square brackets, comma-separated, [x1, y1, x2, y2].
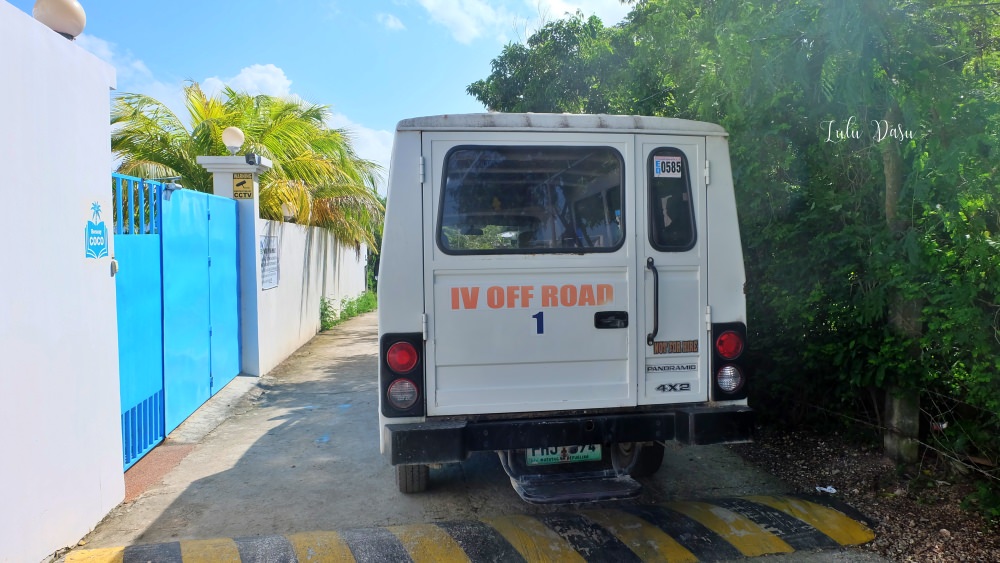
[67, 313, 890, 562]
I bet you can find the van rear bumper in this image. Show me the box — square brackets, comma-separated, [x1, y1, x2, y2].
[386, 405, 754, 465]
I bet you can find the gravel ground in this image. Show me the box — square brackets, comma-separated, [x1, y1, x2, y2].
[730, 429, 1000, 562]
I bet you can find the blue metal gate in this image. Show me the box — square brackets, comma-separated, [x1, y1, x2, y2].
[207, 196, 241, 392]
[161, 189, 241, 433]
[114, 175, 241, 468]
[114, 176, 165, 469]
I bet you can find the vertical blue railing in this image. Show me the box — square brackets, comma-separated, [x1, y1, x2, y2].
[112, 174, 164, 236]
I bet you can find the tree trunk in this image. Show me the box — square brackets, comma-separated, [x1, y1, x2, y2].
[881, 101, 921, 464]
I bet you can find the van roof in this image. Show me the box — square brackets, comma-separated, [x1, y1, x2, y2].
[396, 113, 728, 136]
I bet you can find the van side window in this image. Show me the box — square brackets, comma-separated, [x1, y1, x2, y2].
[439, 146, 624, 254]
[648, 148, 696, 251]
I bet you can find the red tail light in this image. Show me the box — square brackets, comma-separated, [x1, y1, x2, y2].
[715, 331, 744, 360]
[387, 341, 418, 373]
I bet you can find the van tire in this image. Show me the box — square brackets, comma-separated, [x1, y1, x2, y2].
[630, 442, 665, 477]
[396, 464, 429, 493]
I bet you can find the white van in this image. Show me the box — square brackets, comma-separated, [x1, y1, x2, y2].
[378, 113, 752, 503]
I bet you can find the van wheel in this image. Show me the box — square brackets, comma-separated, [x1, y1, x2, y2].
[613, 442, 665, 477]
[631, 442, 665, 477]
[396, 464, 429, 493]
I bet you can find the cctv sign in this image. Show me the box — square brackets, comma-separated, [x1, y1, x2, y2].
[233, 173, 253, 199]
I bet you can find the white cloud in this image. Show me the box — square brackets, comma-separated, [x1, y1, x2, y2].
[202, 64, 293, 98]
[417, 0, 516, 44]
[415, 0, 631, 45]
[529, 0, 631, 26]
[326, 1, 342, 20]
[76, 34, 187, 120]
[75, 34, 114, 65]
[377, 13, 406, 31]
[327, 113, 394, 194]
[76, 34, 153, 85]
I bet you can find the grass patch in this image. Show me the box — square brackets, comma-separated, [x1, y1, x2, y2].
[321, 291, 377, 331]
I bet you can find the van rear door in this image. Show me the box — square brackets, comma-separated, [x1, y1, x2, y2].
[636, 136, 710, 405]
[422, 133, 637, 416]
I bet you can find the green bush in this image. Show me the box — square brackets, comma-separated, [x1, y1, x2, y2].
[320, 291, 377, 331]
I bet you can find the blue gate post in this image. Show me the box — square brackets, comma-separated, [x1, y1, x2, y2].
[196, 150, 272, 377]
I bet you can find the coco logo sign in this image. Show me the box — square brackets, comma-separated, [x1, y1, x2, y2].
[85, 202, 108, 259]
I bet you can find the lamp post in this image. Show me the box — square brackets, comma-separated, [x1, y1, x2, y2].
[33, 0, 86, 40]
[197, 144, 272, 377]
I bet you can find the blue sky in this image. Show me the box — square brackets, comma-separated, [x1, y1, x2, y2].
[9, 0, 631, 187]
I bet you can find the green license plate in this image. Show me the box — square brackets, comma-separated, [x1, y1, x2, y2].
[525, 444, 602, 466]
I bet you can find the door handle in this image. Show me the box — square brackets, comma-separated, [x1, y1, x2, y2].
[595, 311, 628, 329]
[646, 257, 659, 346]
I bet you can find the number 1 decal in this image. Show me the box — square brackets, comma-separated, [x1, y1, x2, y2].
[532, 311, 544, 334]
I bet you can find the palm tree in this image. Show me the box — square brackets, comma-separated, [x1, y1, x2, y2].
[111, 82, 383, 251]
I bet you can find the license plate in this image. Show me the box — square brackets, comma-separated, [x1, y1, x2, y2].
[526, 444, 602, 466]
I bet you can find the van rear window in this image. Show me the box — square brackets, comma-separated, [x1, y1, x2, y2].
[439, 146, 624, 254]
[648, 148, 696, 251]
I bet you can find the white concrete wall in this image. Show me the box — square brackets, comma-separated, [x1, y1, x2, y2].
[0, 3, 122, 562]
[255, 219, 367, 375]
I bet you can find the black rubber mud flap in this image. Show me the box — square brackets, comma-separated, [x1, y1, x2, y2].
[498, 450, 641, 504]
[511, 475, 642, 504]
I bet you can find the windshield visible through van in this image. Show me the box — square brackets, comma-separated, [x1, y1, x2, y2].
[438, 146, 624, 254]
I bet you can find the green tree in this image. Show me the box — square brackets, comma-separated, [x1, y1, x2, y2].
[638, 0, 1000, 461]
[112, 82, 384, 251]
[471, 0, 1000, 469]
[467, 11, 672, 116]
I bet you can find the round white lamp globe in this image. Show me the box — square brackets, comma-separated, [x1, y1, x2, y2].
[33, 0, 87, 39]
[222, 127, 246, 155]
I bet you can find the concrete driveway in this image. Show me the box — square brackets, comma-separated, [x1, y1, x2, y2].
[66, 313, 888, 562]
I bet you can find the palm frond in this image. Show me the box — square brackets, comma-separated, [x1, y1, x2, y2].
[112, 82, 384, 249]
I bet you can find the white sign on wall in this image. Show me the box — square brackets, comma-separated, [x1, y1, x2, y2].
[260, 234, 279, 290]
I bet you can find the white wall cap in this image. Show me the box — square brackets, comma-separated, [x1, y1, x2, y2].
[196, 155, 272, 173]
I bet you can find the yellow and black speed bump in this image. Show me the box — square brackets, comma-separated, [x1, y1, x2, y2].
[66, 494, 874, 562]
